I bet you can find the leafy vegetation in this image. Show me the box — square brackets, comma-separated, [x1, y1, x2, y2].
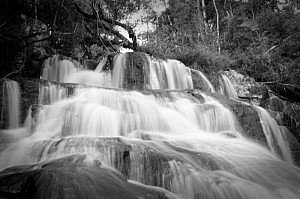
[0, 0, 299, 90]
[141, 0, 300, 87]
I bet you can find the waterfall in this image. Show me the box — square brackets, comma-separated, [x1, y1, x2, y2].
[219, 74, 238, 99]
[40, 55, 78, 104]
[41, 55, 78, 83]
[112, 52, 193, 89]
[0, 53, 300, 199]
[1, 86, 300, 198]
[111, 53, 127, 88]
[41, 53, 193, 90]
[254, 106, 294, 164]
[1, 80, 21, 129]
[191, 69, 215, 92]
[95, 57, 108, 72]
[39, 55, 112, 104]
[148, 59, 193, 89]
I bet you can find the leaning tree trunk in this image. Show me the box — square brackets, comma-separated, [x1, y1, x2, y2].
[212, 0, 220, 53]
[201, 0, 206, 21]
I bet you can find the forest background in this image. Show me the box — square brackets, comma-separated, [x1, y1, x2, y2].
[0, 0, 300, 90]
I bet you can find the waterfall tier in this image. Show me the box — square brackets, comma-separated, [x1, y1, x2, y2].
[1, 80, 21, 129]
[0, 52, 299, 199]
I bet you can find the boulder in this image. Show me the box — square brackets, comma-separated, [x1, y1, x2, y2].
[0, 154, 173, 199]
[123, 52, 148, 90]
[221, 70, 265, 104]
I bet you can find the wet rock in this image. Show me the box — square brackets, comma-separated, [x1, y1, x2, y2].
[262, 95, 300, 144]
[123, 52, 148, 90]
[266, 96, 285, 112]
[84, 59, 98, 70]
[221, 70, 265, 104]
[191, 69, 208, 91]
[205, 91, 300, 165]
[197, 91, 267, 145]
[0, 154, 172, 199]
[14, 77, 39, 123]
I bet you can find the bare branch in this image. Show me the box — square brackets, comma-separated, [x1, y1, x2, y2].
[21, 36, 51, 49]
[53, 0, 65, 28]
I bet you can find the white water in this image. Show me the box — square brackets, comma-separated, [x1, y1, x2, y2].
[95, 57, 108, 72]
[191, 69, 215, 92]
[111, 53, 193, 89]
[1, 80, 21, 129]
[149, 59, 193, 89]
[1, 85, 299, 198]
[218, 73, 294, 164]
[41, 55, 78, 83]
[219, 74, 238, 99]
[41, 53, 194, 92]
[0, 54, 299, 198]
[254, 106, 294, 164]
[111, 53, 127, 88]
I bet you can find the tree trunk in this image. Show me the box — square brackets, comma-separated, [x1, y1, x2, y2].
[201, 0, 206, 21]
[201, 0, 207, 44]
[196, 0, 203, 42]
[212, 0, 220, 53]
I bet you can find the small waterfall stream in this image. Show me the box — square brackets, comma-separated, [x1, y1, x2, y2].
[218, 74, 294, 164]
[1, 80, 21, 129]
[219, 74, 238, 99]
[191, 69, 215, 92]
[0, 53, 299, 199]
[254, 106, 294, 164]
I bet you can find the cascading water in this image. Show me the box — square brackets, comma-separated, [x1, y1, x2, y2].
[112, 52, 193, 89]
[40, 53, 194, 101]
[0, 53, 300, 199]
[254, 106, 294, 164]
[219, 74, 238, 99]
[41, 55, 78, 83]
[191, 69, 215, 92]
[40, 55, 77, 104]
[1, 80, 21, 129]
[218, 72, 294, 164]
[148, 59, 193, 89]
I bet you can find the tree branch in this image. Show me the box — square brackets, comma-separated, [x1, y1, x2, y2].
[53, 0, 65, 28]
[73, 3, 133, 32]
[0, 66, 24, 81]
[73, 2, 137, 50]
[21, 36, 51, 50]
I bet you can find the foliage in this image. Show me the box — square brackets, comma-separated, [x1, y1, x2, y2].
[0, 0, 25, 77]
[1, 0, 300, 91]
[0, 0, 153, 78]
[143, 0, 300, 88]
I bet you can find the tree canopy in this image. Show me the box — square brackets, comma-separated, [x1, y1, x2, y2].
[1, 0, 300, 93]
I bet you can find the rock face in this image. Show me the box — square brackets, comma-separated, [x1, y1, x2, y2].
[220, 70, 265, 104]
[262, 95, 300, 165]
[191, 69, 206, 90]
[123, 52, 148, 90]
[111, 52, 148, 90]
[16, 78, 40, 122]
[112, 52, 193, 90]
[191, 69, 215, 92]
[204, 92, 266, 145]
[0, 154, 172, 199]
